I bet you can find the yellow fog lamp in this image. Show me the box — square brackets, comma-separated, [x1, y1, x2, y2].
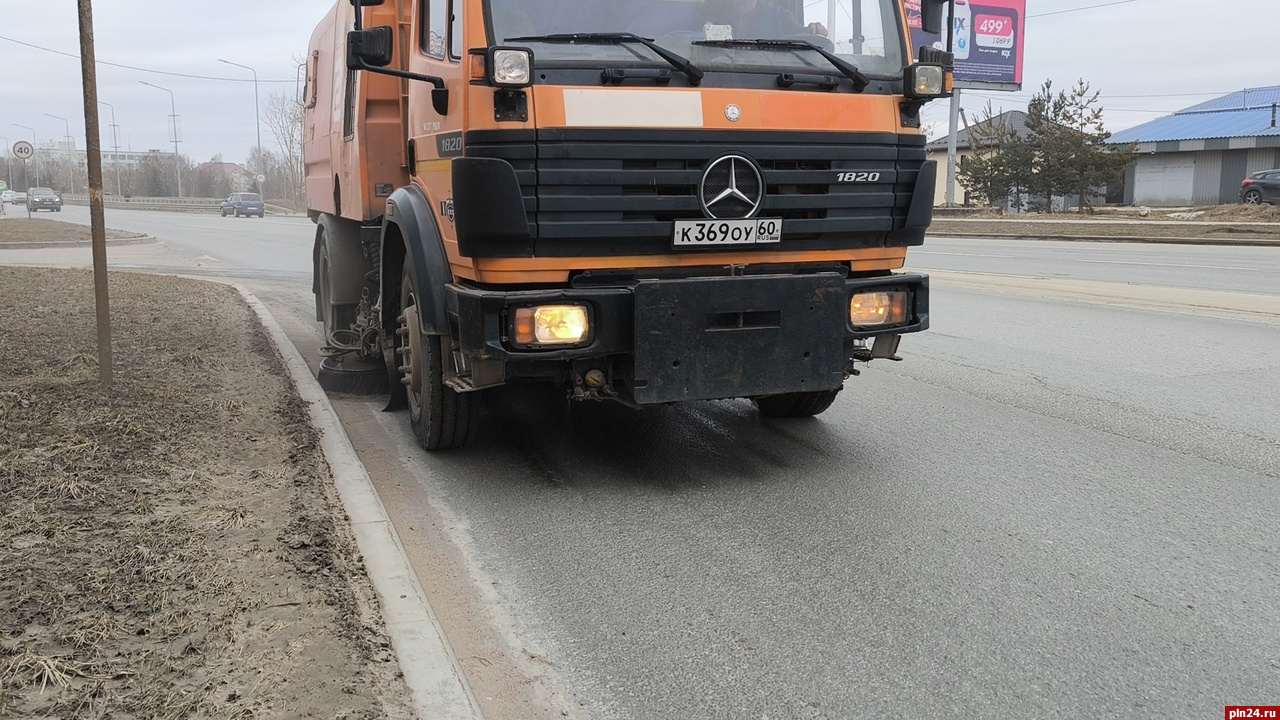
[849, 291, 909, 328]
[488, 47, 533, 88]
[513, 305, 590, 346]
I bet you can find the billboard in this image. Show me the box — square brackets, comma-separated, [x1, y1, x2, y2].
[905, 0, 1026, 91]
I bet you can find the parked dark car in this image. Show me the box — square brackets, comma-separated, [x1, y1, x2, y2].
[26, 187, 63, 212]
[220, 192, 265, 218]
[1240, 169, 1280, 205]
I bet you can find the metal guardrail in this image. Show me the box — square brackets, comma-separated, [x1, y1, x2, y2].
[61, 194, 299, 216]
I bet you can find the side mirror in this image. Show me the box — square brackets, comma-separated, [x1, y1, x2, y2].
[920, 0, 948, 35]
[347, 26, 394, 69]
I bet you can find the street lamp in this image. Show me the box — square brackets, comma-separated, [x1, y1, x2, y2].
[0, 136, 11, 194]
[13, 124, 38, 186]
[98, 101, 122, 196]
[44, 113, 75, 193]
[217, 58, 262, 198]
[139, 80, 182, 197]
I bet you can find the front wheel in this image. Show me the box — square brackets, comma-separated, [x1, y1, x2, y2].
[754, 389, 841, 418]
[1242, 189, 1263, 205]
[398, 263, 479, 450]
[220, 209, 228, 217]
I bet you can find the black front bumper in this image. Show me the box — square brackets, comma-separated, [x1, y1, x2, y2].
[448, 272, 928, 404]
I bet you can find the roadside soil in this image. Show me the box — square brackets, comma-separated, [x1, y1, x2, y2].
[930, 204, 1280, 241]
[0, 259, 414, 716]
[0, 217, 141, 244]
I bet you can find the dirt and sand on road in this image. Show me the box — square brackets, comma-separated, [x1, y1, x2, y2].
[0, 218, 142, 245]
[0, 260, 414, 717]
[929, 204, 1280, 242]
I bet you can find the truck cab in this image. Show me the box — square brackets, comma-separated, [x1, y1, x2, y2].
[305, 0, 952, 449]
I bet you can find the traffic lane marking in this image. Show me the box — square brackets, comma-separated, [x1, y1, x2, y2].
[917, 268, 1280, 323]
[913, 250, 1259, 272]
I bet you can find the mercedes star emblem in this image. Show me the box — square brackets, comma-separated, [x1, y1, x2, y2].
[699, 155, 764, 220]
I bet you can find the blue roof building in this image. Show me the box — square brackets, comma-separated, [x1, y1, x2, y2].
[1108, 86, 1280, 206]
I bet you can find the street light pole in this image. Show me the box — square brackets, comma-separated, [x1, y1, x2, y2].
[98, 101, 122, 196]
[0, 136, 11, 193]
[44, 113, 75, 193]
[139, 80, 182, 197]
[218, 58, 262, 199]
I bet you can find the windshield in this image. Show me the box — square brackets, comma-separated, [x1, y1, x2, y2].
[488, 0, 907, 79]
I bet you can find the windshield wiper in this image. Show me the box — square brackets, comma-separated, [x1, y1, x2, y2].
[504, 33, 704, 86]
[693, 39, 870, 92]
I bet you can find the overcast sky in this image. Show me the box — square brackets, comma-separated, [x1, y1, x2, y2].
[1, 0, 1275, 164]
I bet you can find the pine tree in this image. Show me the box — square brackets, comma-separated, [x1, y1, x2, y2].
[956, 102, 1035, 210]
[1057, 79, 1134, 210]
[1025, 79, 1134, 212]
[1024, 80, 1072, 211]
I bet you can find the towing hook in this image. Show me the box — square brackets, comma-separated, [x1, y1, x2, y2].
[842, 359, 861, 378]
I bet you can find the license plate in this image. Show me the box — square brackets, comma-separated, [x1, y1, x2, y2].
[672, 218, 782, 247]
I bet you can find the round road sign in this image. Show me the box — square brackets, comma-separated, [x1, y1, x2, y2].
[256, 174, 266, 183]
[12, 141, 35, 160]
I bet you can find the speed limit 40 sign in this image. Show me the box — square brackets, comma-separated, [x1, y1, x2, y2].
[12, 141, 34, 160]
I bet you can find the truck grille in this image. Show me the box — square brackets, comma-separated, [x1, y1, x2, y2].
[464, 129, 927, 257]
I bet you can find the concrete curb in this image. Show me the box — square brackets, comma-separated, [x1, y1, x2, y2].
[0, 235, 157, 250]
[927, 232, 1280, 247]
[234, 285, 484, 720]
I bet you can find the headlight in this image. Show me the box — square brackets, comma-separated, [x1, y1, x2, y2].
[904, 64, 949, 99]
[850, 291, 909, 328]
[489, 48, 532, 88]
[512, 305, 590, 346]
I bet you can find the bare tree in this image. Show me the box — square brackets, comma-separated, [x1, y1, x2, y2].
[262, 88, 305, 210]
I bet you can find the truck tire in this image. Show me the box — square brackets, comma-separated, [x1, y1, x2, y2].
[399, 263, 479, 450]
[754, 389, 841, 418]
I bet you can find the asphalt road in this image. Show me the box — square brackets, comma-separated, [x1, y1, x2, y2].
[7, 209, 1279, 718]
[909, 235, 1280, 295]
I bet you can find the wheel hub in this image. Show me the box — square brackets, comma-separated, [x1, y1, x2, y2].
[397, 303, 423, 398]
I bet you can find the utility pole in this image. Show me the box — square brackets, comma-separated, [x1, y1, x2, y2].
[98, 101, 122, 196]
[946, 89, 961, 207]
[14, 124, 39, 186]
[944, 0, 960, 207]
[140, 81, 182, 197]
[218, 58, 263, 199]
[79, 0, 113, 387]
[44, 113, 75, 193]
